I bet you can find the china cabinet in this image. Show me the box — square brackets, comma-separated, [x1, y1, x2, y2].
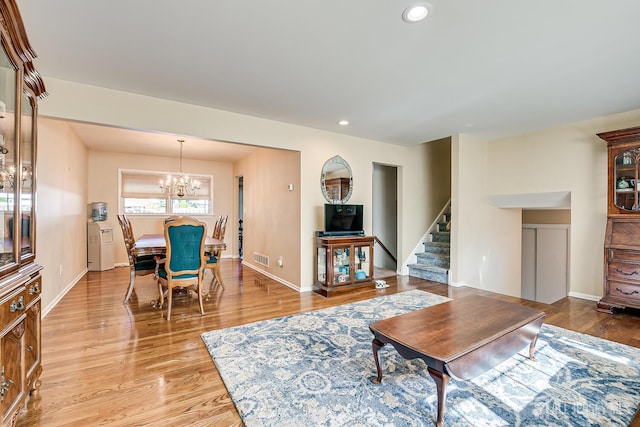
[598, 126, 640, 314]
[0, 0, 46, 424]
[314, 236, 374, 297]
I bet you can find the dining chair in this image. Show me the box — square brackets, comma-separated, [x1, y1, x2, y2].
[117, 214, 157, 303]
[211, 215, 223, 239]
[164, 215, 179, 225]
[155, 216, 207, 320]
[205, 214, 228, 289]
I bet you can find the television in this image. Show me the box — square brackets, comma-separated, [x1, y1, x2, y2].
[324, 204, 364, 235]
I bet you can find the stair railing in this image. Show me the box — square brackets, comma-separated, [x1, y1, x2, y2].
[373, 236, 397, 264]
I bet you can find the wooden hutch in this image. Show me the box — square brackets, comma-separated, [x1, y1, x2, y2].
[0, 0, 46, 425]
[598, 126, 640, 314]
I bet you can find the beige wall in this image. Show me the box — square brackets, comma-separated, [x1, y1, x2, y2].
[36, 118, 88, 315]
[36, 76, 640, 306]
[451, 134, 522, 297]
[235, 148, 301, 287]
[87, 150, 235, 264]
[455, 108, 640, 299]
[37, 77, 443, 294]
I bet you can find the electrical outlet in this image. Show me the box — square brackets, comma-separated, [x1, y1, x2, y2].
[278, 256, 283, 267]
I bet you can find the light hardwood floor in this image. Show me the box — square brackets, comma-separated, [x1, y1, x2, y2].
[16, 259, 640, 426]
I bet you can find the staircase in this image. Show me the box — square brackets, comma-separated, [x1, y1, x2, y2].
[408, 210, 450, 284]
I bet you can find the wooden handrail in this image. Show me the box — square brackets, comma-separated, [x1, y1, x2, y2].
[373, 236, 397, 264]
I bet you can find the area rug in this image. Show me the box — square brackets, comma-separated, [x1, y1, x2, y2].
[201, 290, 640, 426]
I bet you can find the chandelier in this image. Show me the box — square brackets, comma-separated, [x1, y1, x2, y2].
[160, 139, 200, 198]
[0, 165, 31, 190]
[0, 146, 31, 190]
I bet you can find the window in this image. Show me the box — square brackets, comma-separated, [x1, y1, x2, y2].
[120, 169, 213, 215]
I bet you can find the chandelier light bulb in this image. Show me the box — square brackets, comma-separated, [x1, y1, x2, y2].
[159, 139, 200, 198]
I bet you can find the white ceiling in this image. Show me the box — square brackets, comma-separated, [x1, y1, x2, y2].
[17, 0, 640, 156]
[62, 120, 259, 162]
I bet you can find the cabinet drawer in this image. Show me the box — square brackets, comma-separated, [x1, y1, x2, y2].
[607, 281, 640, 302]
[23, 276, 42, 308]
[608, 249, 640, 263]
[0, 286, 27, 327]
[607, 262, 640, 283]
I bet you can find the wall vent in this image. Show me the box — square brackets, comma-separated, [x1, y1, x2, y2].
[253, 252, 270, 267]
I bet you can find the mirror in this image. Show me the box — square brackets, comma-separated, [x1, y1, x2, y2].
[321, 155, 353, 204]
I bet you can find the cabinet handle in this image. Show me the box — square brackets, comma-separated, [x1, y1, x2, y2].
[615, 268, 639, 276]
[0, 367, 13, 402]
[10, 296, 24, 312]
[615, 287, 640, 296]
[29, 283, 40, 295]
[26, 345, 33, 352]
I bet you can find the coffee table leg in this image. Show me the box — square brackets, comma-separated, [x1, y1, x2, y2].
[371, 338, 385, 384]
[529, 333, 539, 361]
[427, 367, 450, 427]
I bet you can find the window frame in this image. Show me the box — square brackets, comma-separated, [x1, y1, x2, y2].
[119, 168, 214, 216]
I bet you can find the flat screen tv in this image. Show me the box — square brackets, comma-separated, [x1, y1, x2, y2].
[324, 204, 364, 235]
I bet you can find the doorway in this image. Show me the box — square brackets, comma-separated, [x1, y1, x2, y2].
[237, 175, 244, 259]
[372, 164, 398, 274]
[521, 209, 570, 304]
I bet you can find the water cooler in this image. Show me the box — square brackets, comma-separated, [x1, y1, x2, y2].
[87, 202, 115, 271]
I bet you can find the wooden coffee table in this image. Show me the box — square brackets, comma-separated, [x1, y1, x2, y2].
[369, 295, 545, 427]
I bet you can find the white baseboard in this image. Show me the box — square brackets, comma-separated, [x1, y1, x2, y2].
[42, 268, 88, 319]
[568, 291, 601, 302]
[241, 261, 306, 292]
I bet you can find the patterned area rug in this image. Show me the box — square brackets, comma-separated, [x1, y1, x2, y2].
[201, 290, 640, 426]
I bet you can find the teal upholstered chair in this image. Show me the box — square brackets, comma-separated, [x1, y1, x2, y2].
[155, 216, 207, 320]
[117, 214, 156, 303]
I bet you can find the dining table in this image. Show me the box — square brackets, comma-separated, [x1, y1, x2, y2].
[132, 233, 226, 257]
[128, 233, 227, 300]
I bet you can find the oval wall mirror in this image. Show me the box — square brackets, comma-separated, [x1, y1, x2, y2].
[321, 155, 353, 204]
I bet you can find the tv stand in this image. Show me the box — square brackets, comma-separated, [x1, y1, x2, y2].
[314, 235, 374, 297]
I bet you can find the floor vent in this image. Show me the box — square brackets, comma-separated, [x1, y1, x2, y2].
[254, 252, 270, 267]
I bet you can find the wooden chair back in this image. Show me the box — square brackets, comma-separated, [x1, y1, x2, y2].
[118, 213, 156, 303]
[156, 216, 207, 320]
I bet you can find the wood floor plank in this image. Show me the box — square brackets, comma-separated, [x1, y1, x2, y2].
[15, 259, 640, 426]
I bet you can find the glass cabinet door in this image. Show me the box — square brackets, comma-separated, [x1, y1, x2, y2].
[333, 247, 350, 285]
[0, 42, 17, 269]
[20, 94, 34, 259]
[316, 246, 326, 284]
[354, 245, 371, 281]
[614, 148, 640, 211]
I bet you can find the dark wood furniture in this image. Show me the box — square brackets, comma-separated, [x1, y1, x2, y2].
[369, 296, 545, 427]
[0, 1, 46, 425]
[598, 126, 640, 314]
[314, 235, 374, 297]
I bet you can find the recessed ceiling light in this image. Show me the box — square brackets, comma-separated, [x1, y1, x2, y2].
[402, 3, 431, 23]
[338, 120, 349, 126]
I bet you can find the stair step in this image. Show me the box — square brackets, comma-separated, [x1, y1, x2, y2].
[423, 241, 450, 254]
[437, 222, 450, 232]
[431, 231, 450, 243]
[416, 252, 450, 269]
[408, 264, 448, 284]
